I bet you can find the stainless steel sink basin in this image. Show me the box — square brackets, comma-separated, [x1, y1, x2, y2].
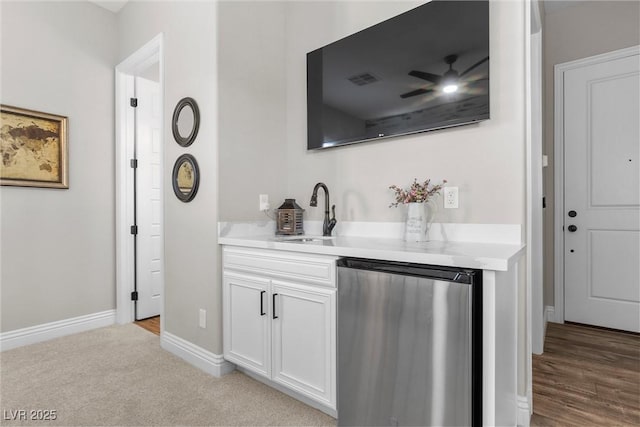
[278, 236, 335, 243]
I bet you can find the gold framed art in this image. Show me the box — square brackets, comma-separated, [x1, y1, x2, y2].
[1, 105, 68, 189]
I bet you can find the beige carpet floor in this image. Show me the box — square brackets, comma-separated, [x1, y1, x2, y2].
[0, 324, 336, 426]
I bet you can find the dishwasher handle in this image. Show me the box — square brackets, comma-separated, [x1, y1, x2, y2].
[337, 257, 478, 284]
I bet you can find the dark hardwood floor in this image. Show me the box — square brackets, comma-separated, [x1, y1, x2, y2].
[135, 316, 160, 336]
[531, 322, 640, 426]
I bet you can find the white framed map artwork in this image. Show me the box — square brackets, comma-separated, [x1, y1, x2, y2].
[1, 105, 68, 188]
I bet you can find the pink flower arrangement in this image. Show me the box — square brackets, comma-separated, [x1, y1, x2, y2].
[389, 178, 447, 207]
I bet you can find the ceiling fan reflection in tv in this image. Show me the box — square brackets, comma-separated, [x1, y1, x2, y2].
[400, 54, 490, 99]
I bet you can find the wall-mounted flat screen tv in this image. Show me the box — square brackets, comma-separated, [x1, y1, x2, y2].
[307, 0, 489, 150]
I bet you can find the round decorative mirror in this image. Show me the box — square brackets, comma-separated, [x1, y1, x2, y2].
[171, 97, 200, 147]
[172, 154, 200, 202]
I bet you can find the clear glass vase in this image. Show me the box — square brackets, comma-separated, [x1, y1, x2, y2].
[404, 202, 435, 242]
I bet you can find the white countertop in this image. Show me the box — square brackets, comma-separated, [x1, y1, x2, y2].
[218, 233, 525, 271]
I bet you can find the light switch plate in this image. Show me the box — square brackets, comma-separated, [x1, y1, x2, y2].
[259, 194, 270, 211]
[444, 187, 459, 209]
[199, 309, 206, 329]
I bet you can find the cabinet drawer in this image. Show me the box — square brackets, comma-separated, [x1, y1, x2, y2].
[223, 247, 337, 287]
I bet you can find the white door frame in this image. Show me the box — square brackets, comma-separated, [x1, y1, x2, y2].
[553, 45, 640, 324]
[115, 34, 165, 325]
[528, 0, 544, 357]
[523, 1, 543, 424]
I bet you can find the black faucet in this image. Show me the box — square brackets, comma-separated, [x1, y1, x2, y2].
[310, 182, 337, 237]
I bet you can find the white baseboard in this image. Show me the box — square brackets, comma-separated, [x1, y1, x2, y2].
[544, 305, 556, 324]
[161, 331, 235, 378]
[517, 394, 531, 427]
[0, 309, 116, 352]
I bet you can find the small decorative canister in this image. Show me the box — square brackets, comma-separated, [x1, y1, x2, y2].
[276, 199, 305, 235]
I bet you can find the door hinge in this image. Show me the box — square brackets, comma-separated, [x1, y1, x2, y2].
[130, 97, 138, 107]
[130, 159, 138, 169]
[542, 196, 546, 209]
[131, 291, 138, 301]
[130, 225, 138, 235]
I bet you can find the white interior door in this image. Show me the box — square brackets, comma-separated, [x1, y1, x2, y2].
[135, 76, 163, 320]
[563, 52, 640, 332]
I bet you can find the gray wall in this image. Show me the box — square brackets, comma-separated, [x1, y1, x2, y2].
[218, 1, 288, 222]
[542, 1, 640, 307]
[0, 1, 117, 332]
[283, 1, 526, 227]
[117, 2, 220, 354]
[218, 1, 527, 227]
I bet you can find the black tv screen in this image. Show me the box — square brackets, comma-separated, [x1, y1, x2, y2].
[307, 0, 489, 150]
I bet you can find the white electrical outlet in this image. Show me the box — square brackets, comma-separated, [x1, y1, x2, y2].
[199, 309, 206, 329]
[259, 194, 270, 211]
[444, 187, 459, 209]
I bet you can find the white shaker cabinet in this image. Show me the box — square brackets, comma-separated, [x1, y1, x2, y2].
[271, 280, 336, 407]
[222, 247, 338, 411]
[223, 273, 271, 377]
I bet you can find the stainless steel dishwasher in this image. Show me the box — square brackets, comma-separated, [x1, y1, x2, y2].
[337, 258, 482, 427]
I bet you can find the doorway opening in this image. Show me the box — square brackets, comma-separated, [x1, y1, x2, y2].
[115, 34, 165, 334]
[135, 316, 160, 336]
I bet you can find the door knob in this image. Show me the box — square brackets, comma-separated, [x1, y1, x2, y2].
[568, 210, 577, 217]
[568, 225, 577, 232]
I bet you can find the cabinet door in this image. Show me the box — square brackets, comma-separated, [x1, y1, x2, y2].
[271, 280, 336, 409]
[223, 272, 271, 378]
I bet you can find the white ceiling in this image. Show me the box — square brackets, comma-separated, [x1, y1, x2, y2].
[86, 1, 591, 21]
[86, 1, 591, 19]
[88, 0, 129, 14]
